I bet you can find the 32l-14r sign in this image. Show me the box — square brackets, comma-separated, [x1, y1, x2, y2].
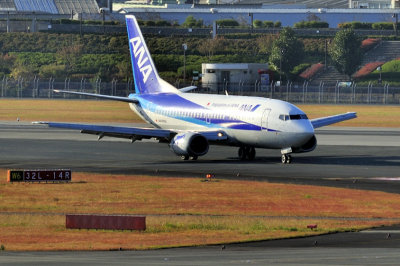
[7, 169, 71, 183]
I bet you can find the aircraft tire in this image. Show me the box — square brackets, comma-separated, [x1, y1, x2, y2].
[247, 147, 256, 160]
[281, 154, 292, 164]
[238, 147, 246, 160]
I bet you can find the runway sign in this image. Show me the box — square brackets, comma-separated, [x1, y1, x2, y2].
[66, 214, 146, 231]
[7, 169, 71, 183]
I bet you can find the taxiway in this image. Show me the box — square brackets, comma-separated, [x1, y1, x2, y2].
[1, 122, 400, 265]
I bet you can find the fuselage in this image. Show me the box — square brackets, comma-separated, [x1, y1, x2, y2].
[129, 92, 315, 151]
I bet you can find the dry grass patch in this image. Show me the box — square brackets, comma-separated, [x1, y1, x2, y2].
[0, 214, 394, 251]
[2, 172, 400, 218]
[1, 169, 400, 250]
[0, 99, 136, 123]
[298, 104, 400, 127]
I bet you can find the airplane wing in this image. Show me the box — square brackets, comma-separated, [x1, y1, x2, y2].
[33, 122, 228, 142]
[53, 90, 138, 103]
[310, 112, 357, 129]
[33, 122, 173, 141]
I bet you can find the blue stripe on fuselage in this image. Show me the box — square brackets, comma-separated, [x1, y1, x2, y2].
[132, 93, 278, 132]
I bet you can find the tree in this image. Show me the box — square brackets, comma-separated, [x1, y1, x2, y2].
[39, 64, 66, 78]
[329, 29, 362, 79]
[255, 35, 277, 55]
[268, 27, 304, 80]
[198, 37, 226, 60]
[182, 15, 202, 28]
[253, 20, 263, 28]
[116, 60, 132, 82]
[56, 44, 83, 75]
[0, 54, 16, 75]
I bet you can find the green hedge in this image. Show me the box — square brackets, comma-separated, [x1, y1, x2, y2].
[253, 20, 263, 28]
[253, 20, 280, 29]
[338, 21, 372, 29]
[372, 22, 396, 30]
[216, 19, 239, 28]
[294, 21, 329, 29]
[56, 19, 120, 25]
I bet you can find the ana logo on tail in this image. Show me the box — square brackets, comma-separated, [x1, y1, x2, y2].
[129, 36, 153, 83]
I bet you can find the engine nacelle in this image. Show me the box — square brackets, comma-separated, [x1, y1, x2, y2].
[170, 132, 209, 157]
[293, 135, 317, 153]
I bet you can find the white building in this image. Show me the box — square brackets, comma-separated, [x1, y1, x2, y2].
[201, 63, 268, 92]
[349, 0, 395, 8]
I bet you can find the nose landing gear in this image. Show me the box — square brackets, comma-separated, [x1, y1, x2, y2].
[281, 154, 292, 164]
[281, 147, 292, 164]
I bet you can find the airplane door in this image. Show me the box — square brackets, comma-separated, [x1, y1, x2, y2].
[261, 109, 271, 131]
[206, 111, 211, 124]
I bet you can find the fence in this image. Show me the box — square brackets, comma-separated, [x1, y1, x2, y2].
[199, 80, 400, 105]
[0, 76, 133, 99]
[1, 77, 399, 105]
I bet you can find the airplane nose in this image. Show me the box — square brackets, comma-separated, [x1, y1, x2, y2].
[296, 120, 314, 135]
[286, 121, 315, 147]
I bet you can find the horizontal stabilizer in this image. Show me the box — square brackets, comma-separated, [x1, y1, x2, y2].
[53, 90, 139, 103]
[179, 86, 197, 93]
[311, 112, 357, 128]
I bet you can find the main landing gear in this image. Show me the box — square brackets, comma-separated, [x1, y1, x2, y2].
[238, 146, 256, 160]
[181, 155, 198, 161]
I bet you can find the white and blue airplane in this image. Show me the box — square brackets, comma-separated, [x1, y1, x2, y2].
[37, 15, 356, 164]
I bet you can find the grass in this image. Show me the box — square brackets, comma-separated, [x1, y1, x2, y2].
[1, 170, 400, 251]
[298, 104, 400, 127]
[0, 99, 138, 123]
[0, 214, 391, 251]
[1, 99, 400, 127]
[0, 99, 399, 250]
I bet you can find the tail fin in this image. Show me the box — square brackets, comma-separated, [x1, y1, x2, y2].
[126, 15, 177, 94]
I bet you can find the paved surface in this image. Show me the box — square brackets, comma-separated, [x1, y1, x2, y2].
[1, 122, 400, 193]
[1, 122, 400, 265]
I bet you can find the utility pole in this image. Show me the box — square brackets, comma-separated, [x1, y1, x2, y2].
[182, 43, 187, 85]
[248, 13, 253, 31]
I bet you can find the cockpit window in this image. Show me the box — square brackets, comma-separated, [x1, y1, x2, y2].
[279, 114, 308, 121]
[279, 114, 290, 121]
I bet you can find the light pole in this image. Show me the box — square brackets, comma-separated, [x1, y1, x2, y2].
[324, 39, 327, 70]
[182, 43, 187, 85]
[248, 12, 253, 31]
[377, 66, 382, 84]
[393, 13, 398, 36]
[279, 49, 283, 85]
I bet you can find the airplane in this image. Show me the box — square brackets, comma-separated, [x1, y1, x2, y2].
[35, 15, 357, 164]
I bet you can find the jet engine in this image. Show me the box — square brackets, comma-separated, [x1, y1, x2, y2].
[169, 132, 209, 158]
[293, 135, 317, 153]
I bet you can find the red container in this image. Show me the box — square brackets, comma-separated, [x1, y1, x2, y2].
[66, 214, 146, 231]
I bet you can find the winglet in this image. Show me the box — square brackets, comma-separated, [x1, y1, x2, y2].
[32, 121, 49, 125]
[311, 112, 357, 128]
[179, 86, 197, 93]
